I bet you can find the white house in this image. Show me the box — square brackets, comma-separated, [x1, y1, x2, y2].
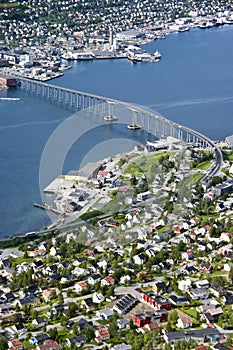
[49, 247, 57, 256]
[93, 292, 105, 304]
[120, 275, 131, 285]
[96, 308, 113, 320]
[74, 281, 87, 293]
[176, 313, 192, 329]
[178, 279, 192, 293]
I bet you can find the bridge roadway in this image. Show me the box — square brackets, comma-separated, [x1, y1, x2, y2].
[15, 75, 223, 182]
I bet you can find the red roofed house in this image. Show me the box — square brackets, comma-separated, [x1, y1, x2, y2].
[8, 339, 24, 350]
[75, 281, 87, 293]
[101, 276, 115, 286]
[139, 322, 160, 333]
[37, 339, 61, 350]
[95, 328, 110, 343]
[42, 289, 56, 303]
[28, 249, 46, 258]
[220, 232, 232, 243]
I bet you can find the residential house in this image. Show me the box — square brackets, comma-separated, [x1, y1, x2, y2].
[209, 283, 226, 298]
[14, 294, 38, 309]
[97, 260, 108, 272]
[132, 311, 160, 327]
[36, 339, 61, 350]
[113, 294, 138, 314]
[96, 308, 114, 320]
[80, 298, 94, 311]
[86, 247, 98, 256]
[65, 335, 86, 348]
[133, 253, 147, 266]
[31, 260, 44, 271]
[181, 250, 193, 260]
[32, 317, 48, 329]
[142, 292, 172, 311]
[72, 267, 89, 277]
[199, 262, 213, 273]
[176, 312, 192, 329]
[42, 289, 57, 303]
[76, 318, 93, 332]
[49, 247, 57, 256]
[29, 333, 50, 345]
[178, 279, 192, 293]
[92, 292, 105, 304]
[222, 292, 233, 305]
[28, 249, 46, 258]
[120, 275, 131, 285]
[74, 281, 87, 293]
[169, 295, 189, 306]
[195, 280, 209, 289]
[138, 322, 160, 333]
[188, 288, 209, 300]
[204, 307, 223, 323]
[153, 281, 167, 295]
[117, 318, 129, 330]
[5, 292, 15, 303]
[50, 305, 66, 317]
[164, 327, 223, 344]
[8, 339, 24, 350]
[220, 232, 232, 243]
[10, 324, 27, 337]
[95, 328, 110, 343]
[218, 244, 232, 256]
[88, 274, 101, 285]
[101, 276, 115, 286]
[44, 264, 58, 276]
[224, 262, 233, 272]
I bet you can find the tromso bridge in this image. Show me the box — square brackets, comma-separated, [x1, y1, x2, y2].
[17, 76, 223, 181]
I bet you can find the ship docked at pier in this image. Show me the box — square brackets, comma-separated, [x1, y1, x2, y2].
[126, 45, 161, 62]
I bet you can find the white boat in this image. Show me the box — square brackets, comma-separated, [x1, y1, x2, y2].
[154, 50, 161, 60]
[127, 124, 141, 130]
[75, 52, 95, 60]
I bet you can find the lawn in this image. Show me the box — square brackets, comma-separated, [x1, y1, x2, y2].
[101, 192, 128, 214]
[182, 173, 204, 187]
[194, 161, 212, 170]
[223, 150, 233, 161]
[124, 152, 170, 177]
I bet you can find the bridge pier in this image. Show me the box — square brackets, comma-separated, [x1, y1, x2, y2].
[15, 75, 221, 178]
[103, 101, 118, 121]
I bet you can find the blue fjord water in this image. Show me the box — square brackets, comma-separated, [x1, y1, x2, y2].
[0, 26, 233, 238]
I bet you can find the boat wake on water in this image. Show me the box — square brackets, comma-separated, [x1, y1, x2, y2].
[0, 118, 64, 131]
[148, 96, 233, 110]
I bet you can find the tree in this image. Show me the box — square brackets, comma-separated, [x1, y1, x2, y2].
[229, 266, 233, 282]
[168, 310, 178, 326]
[108, 318, 118, 337]
[0, 337, 8, 350]
[48, 327, 58, 340]
[31, 309, 38, 320]
[67, 302, 78, 318]
[129, 318, 136, 329]
[131, 176, 137, 186]
[84, 327, 95, 342]
[58, 292, 64, 305]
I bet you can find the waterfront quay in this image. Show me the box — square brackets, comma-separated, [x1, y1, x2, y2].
[1, 0, 233, 80]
